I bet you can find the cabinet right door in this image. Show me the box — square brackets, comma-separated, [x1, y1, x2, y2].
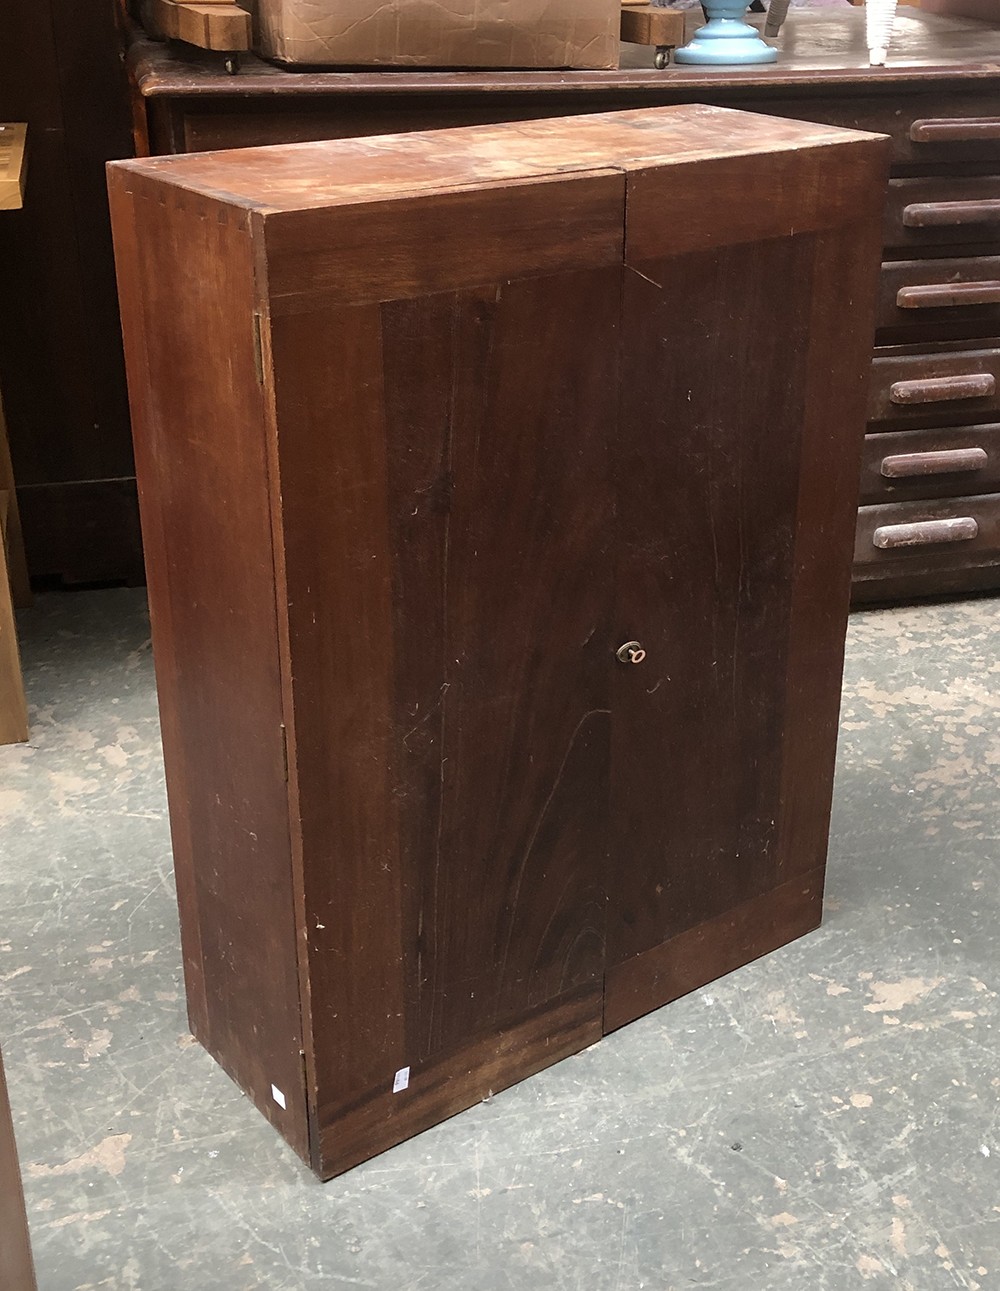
[605, 139, 888, 1031]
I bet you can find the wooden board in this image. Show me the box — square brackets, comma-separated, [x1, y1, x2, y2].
[149, 0, 251, 50]
[620, 5, 686, 47]
[0, 1050, 36, 1291]
[0, 490, 28, 744]
[0, 124, 26, 210]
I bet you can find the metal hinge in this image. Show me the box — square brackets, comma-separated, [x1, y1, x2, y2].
[280, 722, 289, 782]
[252, 310, 264, 384]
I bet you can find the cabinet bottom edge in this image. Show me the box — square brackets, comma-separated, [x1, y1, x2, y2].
[603, 866, 826, 1034]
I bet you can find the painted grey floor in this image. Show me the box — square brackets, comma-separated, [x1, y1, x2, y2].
[1, 588, 998, 1290]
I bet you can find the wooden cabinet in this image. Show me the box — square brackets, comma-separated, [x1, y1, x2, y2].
[109, 106, 886, 1178]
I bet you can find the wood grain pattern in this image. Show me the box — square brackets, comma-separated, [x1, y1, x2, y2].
[316, 986, 602, 1179]
[107, 171, 310, 1161]
[0, 1048, 36, 1291]
[607, 139, 884, 1007]
[149, 0, 252, 50]
[605, 869, 825, 1032]
[620, 5, 686, 48]
[266, 217, 622, 1172]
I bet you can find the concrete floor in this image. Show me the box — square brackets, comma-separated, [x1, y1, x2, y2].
[1, 588, 998, 1290]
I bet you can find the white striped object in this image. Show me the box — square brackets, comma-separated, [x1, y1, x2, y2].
[866, 0, 898, 65]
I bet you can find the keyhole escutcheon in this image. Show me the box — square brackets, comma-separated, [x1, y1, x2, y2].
[616, 641, 646, 665]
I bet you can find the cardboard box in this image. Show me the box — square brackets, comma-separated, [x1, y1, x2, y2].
[255, 0, 621, 68]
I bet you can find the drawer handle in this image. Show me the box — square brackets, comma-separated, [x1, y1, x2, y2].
[903, 200, 1000, 229]
[880, 447, 988, 478]
[910, 117, 1000, 143]
[873, 517, 979, 549]
[896, 281, 1000, 310]
[889, 373, 996, 405]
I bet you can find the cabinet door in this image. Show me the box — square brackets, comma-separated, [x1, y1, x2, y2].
[606, 142, 886, 1031]
[264, 172, 623, 1177]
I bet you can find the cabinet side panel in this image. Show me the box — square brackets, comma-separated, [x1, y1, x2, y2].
[267, 175, 623, 1176]
[606, 139, 887, 1028]
[107, 171, 308, 1159]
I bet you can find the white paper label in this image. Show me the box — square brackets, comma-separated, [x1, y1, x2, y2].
[393, 1066, 410, 1093]
[271, 1084, 287, 1110]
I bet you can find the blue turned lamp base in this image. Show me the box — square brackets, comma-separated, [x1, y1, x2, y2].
[675, 0, 778, 65]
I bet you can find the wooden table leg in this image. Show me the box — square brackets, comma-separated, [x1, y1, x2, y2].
[0, 491, 29, 745]
[0, 1049, 37, 1291]
[0, 394, 30, 609]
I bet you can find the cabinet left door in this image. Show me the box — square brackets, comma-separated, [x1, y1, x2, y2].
[262, 170, 625, 1178]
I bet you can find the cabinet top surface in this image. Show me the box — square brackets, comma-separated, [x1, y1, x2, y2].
[111, 103, 881, 212]
[130, 10, 1000, 97]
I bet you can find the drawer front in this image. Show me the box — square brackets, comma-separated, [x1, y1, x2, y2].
[868, 345, 1000, 426]
[902, 109, 1000, 167]
[740, 96, 1000, 167]
[860, 423, 1000, 504]
[886, 176, 1000, 252]
[877, 256, 1000, 340]
[855, 493, 1000, 577]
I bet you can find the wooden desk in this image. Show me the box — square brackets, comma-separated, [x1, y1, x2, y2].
[128, 8, 1000, 603]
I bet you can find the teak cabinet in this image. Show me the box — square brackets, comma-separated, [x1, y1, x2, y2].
[108, 106, 888, 1179]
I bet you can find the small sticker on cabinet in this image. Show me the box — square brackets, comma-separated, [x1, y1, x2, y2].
[271, 1084, 287, 1110]
[393, 1066, 410, 1093]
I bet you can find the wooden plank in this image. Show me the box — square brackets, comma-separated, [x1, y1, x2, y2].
[620, 5, 686, 46]
[116, 105, 878, 216]
[0, 492, 29, 745]
[0, 124, 26, 210]
[0, 1050, 35, 1291]
[106, 171, 310, 1162]
[0, 394, 30, 607]
[150, 0, 251, 50]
